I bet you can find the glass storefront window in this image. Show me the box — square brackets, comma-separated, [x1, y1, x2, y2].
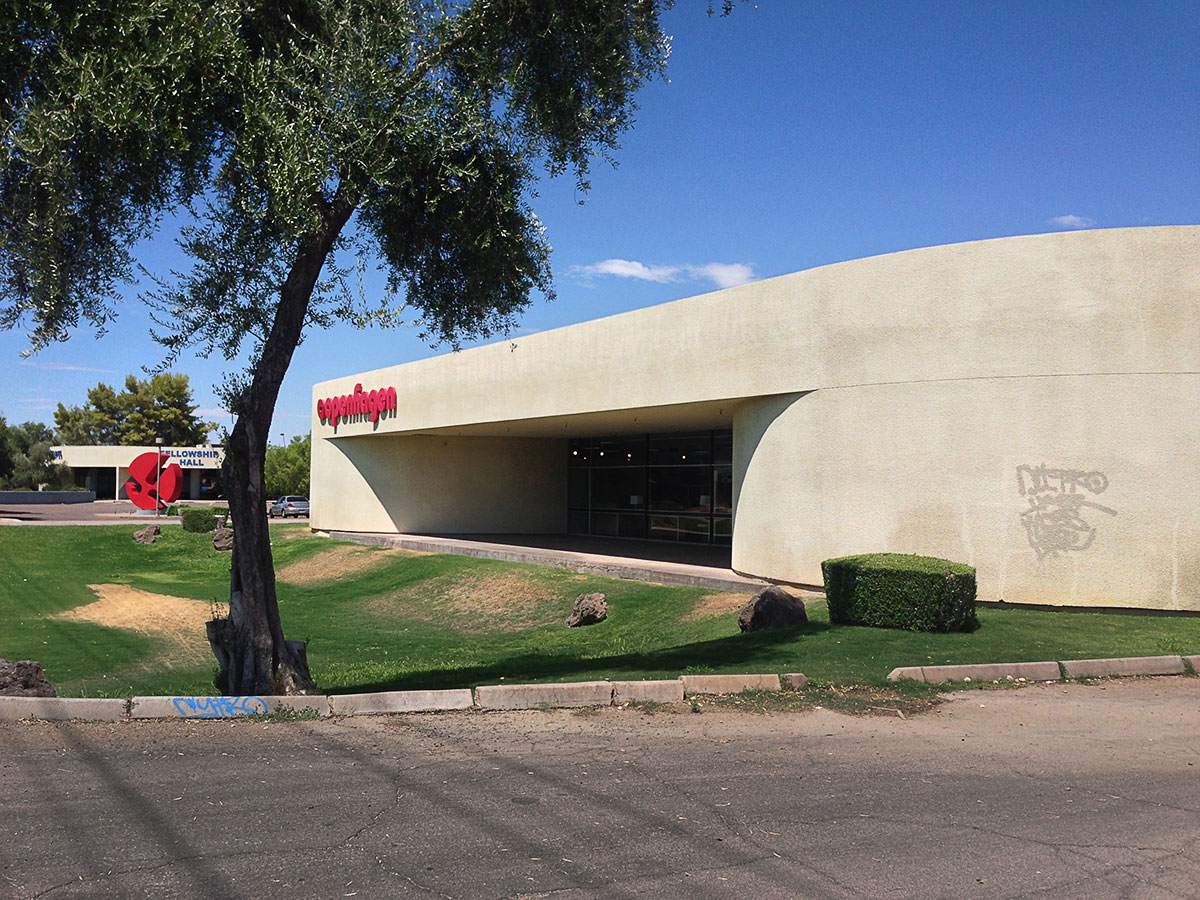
[591, 511, 648, 539]
[591, 468, 646, 511]
[647, 432, 711, 467]
[569, 430, 732, 544]
[648, 466, 712, 513]
[713, 431, 733, 465]
[592, 435, 646, 467]
[567, 468, 590, 508]
[713, 466, 733, 514]
[568, 439, 594, 466]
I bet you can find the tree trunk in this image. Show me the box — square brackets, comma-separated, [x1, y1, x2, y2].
[207, 198, 354, 695]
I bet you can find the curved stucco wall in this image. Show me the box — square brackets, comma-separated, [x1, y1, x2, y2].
[312, 226, 1199, 609]
[312, 226, 1198, 436]
[733, 375, 1200, 610]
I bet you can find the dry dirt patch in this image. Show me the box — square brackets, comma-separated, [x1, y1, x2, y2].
[57, 585, 214, 661]
[369, 570, 559, 632]
[276, 543, 421, 584]
[682, 592, 750, 623]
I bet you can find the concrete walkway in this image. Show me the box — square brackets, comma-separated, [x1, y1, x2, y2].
[328, 530, 789, 594]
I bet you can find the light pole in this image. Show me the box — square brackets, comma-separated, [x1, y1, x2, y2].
[155, 436, 163, 518]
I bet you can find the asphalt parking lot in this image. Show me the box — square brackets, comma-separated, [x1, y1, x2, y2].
[3, 679, 1198, 900]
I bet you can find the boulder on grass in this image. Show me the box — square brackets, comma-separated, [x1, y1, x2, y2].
[738, 585, 807, 632]
[566, 592, 608, 627]
[0, 659, 56, 697]
[212, 526, 234, 552]
[133, 524, 161, 544]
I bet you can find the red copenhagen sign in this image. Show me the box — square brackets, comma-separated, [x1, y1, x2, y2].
[317, 383, 397, 428]
[125, 452, 183, 511]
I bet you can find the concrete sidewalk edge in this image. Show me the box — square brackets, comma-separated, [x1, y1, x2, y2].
[889, 654, 1197, 684]
[5, 654, 1193, 720]
[0, 675, 797, 720]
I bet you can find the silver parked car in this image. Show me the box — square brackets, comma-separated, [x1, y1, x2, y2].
[268, 496, 310, 518]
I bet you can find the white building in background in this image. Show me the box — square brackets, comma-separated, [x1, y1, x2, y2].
[309, 227, 1200, 612]
[52, 445, 225, 500]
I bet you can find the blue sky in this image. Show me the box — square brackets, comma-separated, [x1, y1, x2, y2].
[3, 2, 1198, 442]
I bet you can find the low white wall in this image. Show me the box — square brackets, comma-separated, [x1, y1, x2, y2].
[311, 433, 566, 534]
[732, 375, 1200, 611]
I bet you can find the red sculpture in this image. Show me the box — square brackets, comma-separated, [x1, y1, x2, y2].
[125, 452, 183, 510]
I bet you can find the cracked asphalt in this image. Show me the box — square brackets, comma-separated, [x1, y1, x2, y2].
[2, 678, 1197, 899]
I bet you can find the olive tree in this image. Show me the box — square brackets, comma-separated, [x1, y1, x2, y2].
[1, 0, 684, 694]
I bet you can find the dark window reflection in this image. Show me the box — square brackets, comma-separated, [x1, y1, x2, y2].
[592, 435, 646, 467]
[568, 439, 593, 467]
[569, 430, 732, 544]
[647, 432, 711, 467]
[648, 466, 712, 513]
[567, 469, 589, 508]
[591, 468, 646, 511]
[713, 466, 733, 514]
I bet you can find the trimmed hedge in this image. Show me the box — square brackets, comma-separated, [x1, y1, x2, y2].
[180, 507, 221, 533]
[821, 553, 978, 633]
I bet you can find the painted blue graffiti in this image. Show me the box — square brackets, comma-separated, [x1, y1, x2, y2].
[171, 696, 270, 718]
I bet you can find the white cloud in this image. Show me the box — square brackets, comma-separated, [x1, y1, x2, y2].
[8, 397, 58, 406]
[1047, 214, 1096, 230]
[568, 258, 682, 283]
[685, 262, 756, 289]
[18, 361, 118, 373]
[569, 258, 757, 290]
[195, 407, 232, 419]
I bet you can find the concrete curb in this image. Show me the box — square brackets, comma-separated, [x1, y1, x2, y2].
[888, 654, 1194, 684]
[131, 695, 331, 719]
[680, 674, 781, 696]
[475, 681, 614, 710]
[0, 697, 126, 721]
[1060, 655, 1186, 678]
[328, 689, 473, 716]
[0, 675, 801, 721]
[917, 661, 1062, 685]
[612, 679, 685, 704]
[11, 651, 1192, 720]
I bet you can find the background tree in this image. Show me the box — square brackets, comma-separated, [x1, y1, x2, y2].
[55, 374, 216, 446]
[0, 420, 68, 490]
[1, 0, 705, 694]
[0, 416, 13, 484]
[264, 433, 310, 499]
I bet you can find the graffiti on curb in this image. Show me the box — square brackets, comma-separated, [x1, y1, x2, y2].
[171, 696, 269, 718]
[1017, 464, 1116, 559]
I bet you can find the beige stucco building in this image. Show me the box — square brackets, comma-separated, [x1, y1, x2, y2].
[311, 226, 1200, 612]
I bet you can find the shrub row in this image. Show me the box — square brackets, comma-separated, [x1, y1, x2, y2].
[821, 553, 978, 633]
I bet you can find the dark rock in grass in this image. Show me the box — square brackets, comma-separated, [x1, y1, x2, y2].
[133, 524, 161, 544]
[212, 526, 234, 552]
[566, 592, 608, 627]
[0, 659, 56, 697]
[738, 585, 807, 632]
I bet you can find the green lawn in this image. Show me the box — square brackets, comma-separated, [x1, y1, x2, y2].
[1, 524, 1197, 698]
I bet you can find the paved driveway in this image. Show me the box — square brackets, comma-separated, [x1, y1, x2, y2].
[0, 500, 306, 526]
[2, 679, 1197, 899]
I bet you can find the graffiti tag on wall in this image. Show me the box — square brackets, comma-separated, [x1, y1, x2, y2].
[171, 696, 269, 718]
[1017, 464, 1116, 559]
